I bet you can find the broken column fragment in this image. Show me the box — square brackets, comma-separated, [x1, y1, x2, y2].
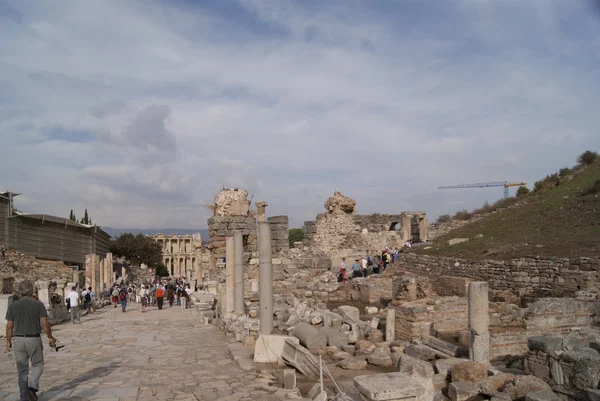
[293, 322, 327, 350]
[468, 281, 490, 363]
[225, 236, 235, 314]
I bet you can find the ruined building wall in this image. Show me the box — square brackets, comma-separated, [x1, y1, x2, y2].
[393, 253, 600, 298]
[207, 216, 257, 260]
[267, 216, 289, 254]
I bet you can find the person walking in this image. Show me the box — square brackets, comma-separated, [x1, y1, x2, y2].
[5, 280, 57, 401]
[66, 286, 81, 324]
[351, 259, 362, 278]
[167, 285, 175, 308]
[118, 287, 128, 312]
[111, 287, 119, 308]
[140, 286, 148, 313]
[156, 286, 164, 310]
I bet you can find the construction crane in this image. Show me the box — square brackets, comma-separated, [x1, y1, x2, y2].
[438, 181, 527, 199]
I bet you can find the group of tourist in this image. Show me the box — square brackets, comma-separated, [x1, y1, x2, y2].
[337, 247, 407, 283]
[105, 279, 193, 313]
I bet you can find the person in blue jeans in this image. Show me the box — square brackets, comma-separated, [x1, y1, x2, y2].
[118, 287, 128, 312]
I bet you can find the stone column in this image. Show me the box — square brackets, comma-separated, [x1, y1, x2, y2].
[468, 282, 490, 363]
[258, 221, 273, 335]
[233, 230, 245, 314]
[121, 266, 127, 282]
[99, 259, 105, 293]
[255, 201, 268, 223]
[55, 279, 68, 300]
[386, 308, 396, 342]
[225, 236, 235, 314]
[418, 214, 428, 242]
[401, 214, 412, 242]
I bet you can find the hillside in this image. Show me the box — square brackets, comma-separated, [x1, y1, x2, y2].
[417, 157, 600, 260]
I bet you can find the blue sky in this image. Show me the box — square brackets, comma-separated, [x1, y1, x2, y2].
[1, 0, 599, 229]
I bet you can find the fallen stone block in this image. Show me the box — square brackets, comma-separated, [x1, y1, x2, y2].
[294, 322, 328, 350]
[368, 347, 393, 367]
[435, 358, 469, 380]
[477, 373, 516, 397]
[527, 336, 563, 353]
[341, 344, 356, 355]
[406, 343, 437, 361]
[502, 376, 551, 401]
[524, 389, 561, 401]
[451, 361, 488, 383]
[448, 382, 479, 401]
[354, 372, 425, 401]
[396, 353, 435, 401]
[281, 339, 320, 377]
[254, 334, 300, 364]
[423, 335, 464, 358]
[319, 326, 348, 347]
[338, 356, 367, 370]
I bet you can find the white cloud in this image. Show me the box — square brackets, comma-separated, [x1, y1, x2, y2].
[0, 0, 599, 229]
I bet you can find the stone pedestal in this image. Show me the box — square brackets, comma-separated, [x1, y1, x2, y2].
[468, 282, 489, 363]
[0, 294, 14, 327]
[258, 221, 273, 335]
[225, 236, 235, 314]
[234, 230, 244, 314]
[35, 280, 51, 310]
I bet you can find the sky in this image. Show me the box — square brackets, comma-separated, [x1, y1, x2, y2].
[1, 0, 600, 229]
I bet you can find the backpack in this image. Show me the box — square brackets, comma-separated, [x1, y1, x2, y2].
[128, 287, 133, 293]
[84, 292, 91, 302]
[119, 291, 127, 301]
[337, 272, 343, 283]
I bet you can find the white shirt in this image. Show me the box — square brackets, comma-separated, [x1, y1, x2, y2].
[67, 291, 80, 307]
[361, 259, 367, 269]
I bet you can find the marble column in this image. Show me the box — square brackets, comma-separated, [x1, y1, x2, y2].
[468, 282, 490, 363]
[233, 230, 244, 314]
[258, 221, 273, 334]
[225, 236, 235, 314]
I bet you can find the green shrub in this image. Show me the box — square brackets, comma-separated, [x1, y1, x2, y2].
[534, 181, 544, 192]
[437, 214, 451, 223]
[516, 186, 530, 197]
[288, 228, 304, 247]
[492, 197, 519, 210]
[578, 150, 598, 166]
[473, 201, 492, 215]
[559, 167, 571, 177]
[453, 209, 472, 221]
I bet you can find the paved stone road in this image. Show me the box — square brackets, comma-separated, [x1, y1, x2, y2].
[0, 302, 289, 401]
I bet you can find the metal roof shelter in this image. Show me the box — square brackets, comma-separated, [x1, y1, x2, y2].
[0, 191, 110, 264]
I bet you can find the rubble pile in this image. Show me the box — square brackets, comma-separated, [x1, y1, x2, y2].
[324, 191, 356, 215]
[0, 250, 73, 285]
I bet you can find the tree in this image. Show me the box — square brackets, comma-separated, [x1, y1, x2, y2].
[82, 209, 89, 225]
[69, 210, 77, 222]
[110, 233, 163, 268]
[288, 228, 305, 247]
[155, 263, 170, 277]
[436, 214, 451, 223]
[516, 186, 530, 197]
[578, 150, 598, 166]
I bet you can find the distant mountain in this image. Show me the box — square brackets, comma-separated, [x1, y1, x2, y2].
[101, 227, 209, 241]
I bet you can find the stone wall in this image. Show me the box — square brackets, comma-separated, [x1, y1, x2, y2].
[267, 216, 289, 254]
[207, 216, 257, 259]
[394, 296, 469, 341]
[393, 254, 600, 298]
